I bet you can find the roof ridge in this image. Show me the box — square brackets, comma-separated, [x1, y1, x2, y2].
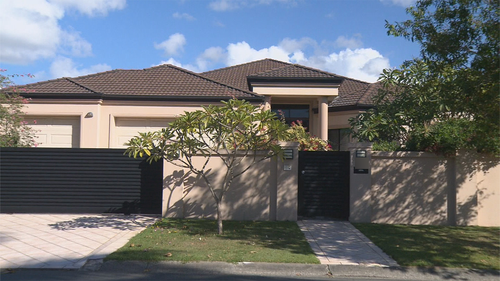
[0, 76, 100, 94]
[245, 64, 291, 77]
[201, 58, 291, 75]
[290, 63, 339, 77]
[152, 64, 263, 98]
[65, 77, 100, 95]
[70, 69, 133, 80]
[5, 76, 67, 89]
[290, 63, 372, 84]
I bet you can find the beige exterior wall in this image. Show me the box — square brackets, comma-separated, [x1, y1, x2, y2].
[349, 147, 500, 227]
[161, 143, 299, 221]
[328, 110, 359, 129]
[25, 101, 101, 148]
[24, 100, 215, 148]
[24, 86, 357, 149]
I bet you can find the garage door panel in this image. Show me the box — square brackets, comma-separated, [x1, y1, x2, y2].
[51, 135, 73, 145]
[27, 116, 80, 148]
[114, 118, 173, 148]
[117, 136, 136, 148]
[35, 135, 48, 145]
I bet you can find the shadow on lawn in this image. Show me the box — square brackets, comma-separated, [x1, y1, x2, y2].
[151, 218, 315, 257]
[354, 224, 500, 271]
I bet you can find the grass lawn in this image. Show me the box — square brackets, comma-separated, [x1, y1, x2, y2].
[353, 223, 500, 270]
[106, 218, 319, 264]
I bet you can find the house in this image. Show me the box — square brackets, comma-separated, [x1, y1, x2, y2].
[1, 58, 374, 219]
[12, 59, 378, 149]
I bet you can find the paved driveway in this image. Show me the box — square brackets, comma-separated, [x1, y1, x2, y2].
[0, 214, 158, 269]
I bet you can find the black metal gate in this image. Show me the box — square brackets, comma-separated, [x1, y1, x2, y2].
[0, 148, 163, 214]
[298, 151, 350, 219]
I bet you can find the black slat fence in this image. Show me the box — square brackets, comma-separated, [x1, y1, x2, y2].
[0, 148, 163, 214]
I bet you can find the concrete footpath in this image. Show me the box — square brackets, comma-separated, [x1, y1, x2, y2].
[298, 220, 398, 266]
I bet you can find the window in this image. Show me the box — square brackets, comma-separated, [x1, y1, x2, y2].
[271, 105, 310, 130]
[328, 128, 351, 151]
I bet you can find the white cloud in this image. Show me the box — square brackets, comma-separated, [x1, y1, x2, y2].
[0, 1, 63, 64]
[50, 56, 111, 78]
[209, 0, 240, 11]
[196, 47, 226, 71]
[0, 0, 122, 65]
[186, 38, 389, 82]
[380, 0, 416, 7]
[156, 58, 200, 72]
[334, 34, 363, 49]
[304, 48, 390, 82]
[209, 0, 296, 11]
[49, 0, 126, 16]
[154, 33, 186, 56]
[290, 50, 306, 63]
[226, 42, 290, 66]
[157, 58, 183, 68]
[278, 37, 316, 53]
[61, 30, 93, 57]
[173, 12, 195, 21]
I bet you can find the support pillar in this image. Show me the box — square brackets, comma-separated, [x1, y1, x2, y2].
[263, 96, 272, 111]
[318, 96, 328, 141]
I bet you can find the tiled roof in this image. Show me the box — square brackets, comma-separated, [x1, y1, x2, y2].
[202, 59, 290, 91]
[3, 78, 95, 95]
[7, 58, 378, 108]
[331, 79, 373, 108]
[203, 58, 374, 108]
[9, 64, 261, 100]
[357, 82, 383, 106]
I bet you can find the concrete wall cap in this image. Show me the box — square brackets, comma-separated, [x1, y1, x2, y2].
[372, 151, 447, 159]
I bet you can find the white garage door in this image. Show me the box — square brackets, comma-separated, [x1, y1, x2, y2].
[114, 118, 173, 148]
[27, 116, 80, 148]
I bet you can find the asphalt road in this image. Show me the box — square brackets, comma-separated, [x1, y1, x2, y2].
[2, 261, 499, 281]
[0, 270, 423, 281]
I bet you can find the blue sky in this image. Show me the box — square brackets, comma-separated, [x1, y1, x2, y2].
[0, 0, 420, 85]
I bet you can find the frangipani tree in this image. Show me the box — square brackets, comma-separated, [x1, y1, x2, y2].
[126, 99, 289, 234]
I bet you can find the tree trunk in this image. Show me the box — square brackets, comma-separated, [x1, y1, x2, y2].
[216, 201, 223, 235]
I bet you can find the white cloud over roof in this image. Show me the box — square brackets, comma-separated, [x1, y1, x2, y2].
[167, 36, 390, 82]
[154, 33, 187, 57]
[50, 56, 111, 78]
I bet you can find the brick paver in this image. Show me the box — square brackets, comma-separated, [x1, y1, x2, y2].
[0, 214, 158, 269]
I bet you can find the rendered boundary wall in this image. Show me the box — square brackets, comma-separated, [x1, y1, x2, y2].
[160, 142, 299, 221]
[349, 143, 500, 227]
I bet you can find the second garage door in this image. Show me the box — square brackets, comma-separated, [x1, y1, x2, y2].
[113, 118, 173, 148]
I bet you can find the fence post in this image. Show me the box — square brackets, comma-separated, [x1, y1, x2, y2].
[276, 142, 299, 221]
[347, 142, 373, 223]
